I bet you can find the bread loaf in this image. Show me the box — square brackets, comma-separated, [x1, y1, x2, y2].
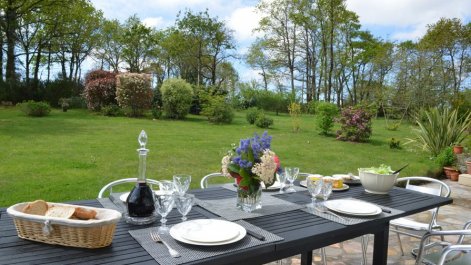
[74, 207, 97, 220]
[45, 206, 76, 219]
[22, 200, 48, 216]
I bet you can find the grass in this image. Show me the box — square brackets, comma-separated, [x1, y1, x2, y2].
[0, 107, 438, 207]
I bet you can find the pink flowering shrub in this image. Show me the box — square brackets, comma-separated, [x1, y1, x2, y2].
[336, 106, 373, 142]
[83, 70, 117, 111]
[116, 73, 152, 117]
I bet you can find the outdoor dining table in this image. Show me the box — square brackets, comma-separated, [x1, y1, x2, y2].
[0, 182, 452, 265]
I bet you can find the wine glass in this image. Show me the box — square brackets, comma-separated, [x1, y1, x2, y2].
[278, 172, 288, 194]
[155, 193, 175, 233]
[173, 174, 191, 195]
[321, 181, 333, 201]
[306, 177, 323, 204]
[159, 180, 175, 194]
[285, 167, 299, 192]
[175, 194, 194, 221]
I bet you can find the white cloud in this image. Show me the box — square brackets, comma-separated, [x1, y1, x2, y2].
[346, 0, 471, 40]
[142, 17, 166, 29]
[227, 6, 262, 42]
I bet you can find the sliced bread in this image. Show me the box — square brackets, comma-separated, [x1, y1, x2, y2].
[45, 206, 76, 219]
[22, 200, 49, 216]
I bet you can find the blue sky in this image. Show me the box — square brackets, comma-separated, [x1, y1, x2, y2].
[89, 0, 471, 82]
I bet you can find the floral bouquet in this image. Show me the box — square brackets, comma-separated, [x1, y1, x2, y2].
[221, 131, 281, 192]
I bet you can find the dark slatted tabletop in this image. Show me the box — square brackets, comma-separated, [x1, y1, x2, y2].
[0, 184, 452, 265]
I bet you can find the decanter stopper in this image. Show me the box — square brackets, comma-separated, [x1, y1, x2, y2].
[138, 130, 147, 149]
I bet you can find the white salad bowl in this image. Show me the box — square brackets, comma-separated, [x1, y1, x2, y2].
[358, 169, 399, 194]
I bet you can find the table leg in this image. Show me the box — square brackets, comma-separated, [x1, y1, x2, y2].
[301, 250, 312, 265]
[372, 223, 390, 265]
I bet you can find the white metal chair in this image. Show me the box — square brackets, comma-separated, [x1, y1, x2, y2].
[415, 219, 471, 265]
[200, 173, 234, 189]
[98, 178, 161, 198]
[390, 177, 451, 256]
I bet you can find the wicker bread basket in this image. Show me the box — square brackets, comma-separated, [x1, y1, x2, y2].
[7, 202, 121, 248]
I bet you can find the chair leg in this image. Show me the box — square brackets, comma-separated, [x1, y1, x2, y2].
[320, 247, 327, 265]
[394, 227, 404, 256]
[361, 235, 369, 265]
[277, 259, 283, 265]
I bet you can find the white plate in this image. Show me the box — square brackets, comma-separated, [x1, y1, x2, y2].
[333, 184, 350, 191]
[170, 219, 246, 245]
[323, 199, 381, 216]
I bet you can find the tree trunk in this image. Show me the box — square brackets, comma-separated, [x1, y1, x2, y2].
[33, 45, 42, 86]
[0, 33, 3, 82]
[5, 5, 17, 81]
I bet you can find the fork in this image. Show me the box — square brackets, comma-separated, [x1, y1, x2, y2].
[315, 204, 347, 222]
[150, 230, 181, 258]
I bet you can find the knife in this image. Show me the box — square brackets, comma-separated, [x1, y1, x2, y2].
[246, 229, 265, 241]
[381, 208, 391, 213]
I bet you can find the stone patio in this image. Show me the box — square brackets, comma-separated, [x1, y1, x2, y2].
[267, 179, 470, 265]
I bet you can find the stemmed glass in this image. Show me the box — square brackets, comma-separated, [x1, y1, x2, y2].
[173, 175, 191, 195]
[159, 180, 175, 194]
[175, 194, 195, 221]
[278, 172, 288, 194]
[321, 181, 333, 201]
[285, 167, 299, 193]
[155, 192, 175, 233]
[306, 177, 323, 204]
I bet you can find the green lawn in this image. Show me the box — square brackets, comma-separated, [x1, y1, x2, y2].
[0, 107, 438, 207]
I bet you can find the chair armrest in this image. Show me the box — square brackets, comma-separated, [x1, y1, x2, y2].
[416, 231, 471, 264]
[437, 245, 471, 265]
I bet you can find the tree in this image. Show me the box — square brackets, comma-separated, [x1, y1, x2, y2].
[246, 38, 274, 90]
[121, 15, 158, 73]
[94, 19, 124, 72]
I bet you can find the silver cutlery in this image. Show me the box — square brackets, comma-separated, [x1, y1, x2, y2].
[315, 204, 347, 222]
[150, 230, 181, 258]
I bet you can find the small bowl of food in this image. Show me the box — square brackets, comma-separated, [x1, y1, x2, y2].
[358, 165, 399, 194]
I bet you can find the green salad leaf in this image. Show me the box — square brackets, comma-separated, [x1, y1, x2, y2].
[362, 164, 393, 174]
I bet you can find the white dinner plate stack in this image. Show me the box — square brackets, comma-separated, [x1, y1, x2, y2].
[169, 219, 247, 246]
[323, 199, 382, 216]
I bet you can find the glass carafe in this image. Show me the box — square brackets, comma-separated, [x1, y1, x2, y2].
[125, 130, 157, 225]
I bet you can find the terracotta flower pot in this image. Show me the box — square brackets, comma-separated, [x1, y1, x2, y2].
[443, 167, 459, 178]
[453, 145, 464, 154]
[467, 161, 471, 174]
[450, 171, 459, 181]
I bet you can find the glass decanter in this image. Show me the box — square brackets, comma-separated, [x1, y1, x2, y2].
[125, 130, 157, 225]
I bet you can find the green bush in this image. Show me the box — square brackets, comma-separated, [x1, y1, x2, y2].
[19, 100, 51, 117]
[101, 104, 123, 117]
[409, 108, 471, 156]
[255, 114, 274, 128]
[306, 100, 318, 114]
[389, 138, 401, 149]
[201, 96, 234, 124]
[67, 96, 87, 109]
[315, 102, 338, 135]
[160, 78, 193, 119]
[246, 107, 261, 124]
[116, 73, 153, 117]
[435, 147, 455, 167]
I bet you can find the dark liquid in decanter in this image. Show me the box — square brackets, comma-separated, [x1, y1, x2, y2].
[127, 182, 155, 217]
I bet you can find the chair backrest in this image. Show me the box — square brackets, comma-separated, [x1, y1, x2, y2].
[396, 176, 451, 228]
[200, 173, 232, 189]
[396, 177, 451, 198]
[98, 178, 161, 198]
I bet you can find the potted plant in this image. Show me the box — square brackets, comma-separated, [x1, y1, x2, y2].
[435, 147, 459, 178]
[453, 144, 464, 154]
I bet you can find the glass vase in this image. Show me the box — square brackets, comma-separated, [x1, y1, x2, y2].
[237, 184, 262, 212]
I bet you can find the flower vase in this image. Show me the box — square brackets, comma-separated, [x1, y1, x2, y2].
[237, 185, 262, 212]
